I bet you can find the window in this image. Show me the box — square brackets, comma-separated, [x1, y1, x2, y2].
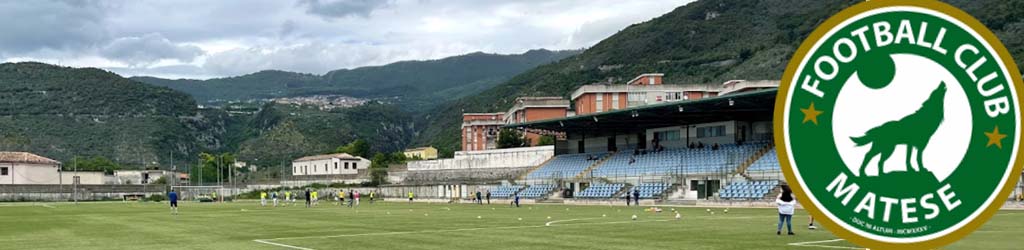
[595, 94, 603, 112]
[334, 162, 338, 170]
[1, 167, 7, 176]
[610, 93, 618, 109]
[345, 162, 350, 169]
[628, 92, 646, 107]
[666, 92, 682, 101]
[696, 126, 727, 138]
[655, 130, 681, 141]
[352, 163, 358, 169]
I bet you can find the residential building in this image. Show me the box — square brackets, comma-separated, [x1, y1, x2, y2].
[292, 153, 371, 176]
[404, 147, 439, 160]
[504, 97, 570, 145]
[114, 170, 182, 185]
[461, 113, 504, 151]
[0, 152, 109, 185]
[571, 73, 724, 115]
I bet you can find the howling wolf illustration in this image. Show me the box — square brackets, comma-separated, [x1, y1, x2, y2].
[850, 83, 946, 177]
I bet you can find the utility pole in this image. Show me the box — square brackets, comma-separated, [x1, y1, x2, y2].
[73, 156, 78, 205]
[217, 155, 222, 187]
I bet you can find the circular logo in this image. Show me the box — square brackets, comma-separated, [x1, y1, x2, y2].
[775, 1, 1024, 249]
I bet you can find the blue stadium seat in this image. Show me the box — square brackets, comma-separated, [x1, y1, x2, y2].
[527, 153, 607, 179]
[718, 180, 780, 200]
[576, 183, 626, 198]
[591, 143, 767, 177]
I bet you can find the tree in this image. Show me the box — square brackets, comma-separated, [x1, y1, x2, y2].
[65, 156, 121, 174]
[496, 129, 527, 149]
[537, 135, 556, 146]
[335, 139, 370, 158]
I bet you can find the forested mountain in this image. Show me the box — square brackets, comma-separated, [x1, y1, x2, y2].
[414, 0, 1024, 155]
[0, 62, 414, 169]
[0, 62, 225, 166]
[134, 49, 579, 111]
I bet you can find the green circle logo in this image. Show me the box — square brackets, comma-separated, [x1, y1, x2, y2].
[775, 1, 1024, 249]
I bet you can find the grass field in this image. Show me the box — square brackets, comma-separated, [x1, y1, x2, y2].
[0, 200, 1021, 249]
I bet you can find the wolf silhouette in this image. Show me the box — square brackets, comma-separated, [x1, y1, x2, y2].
[850, 83, 946, 177]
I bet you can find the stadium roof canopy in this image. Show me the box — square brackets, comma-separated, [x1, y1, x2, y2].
[504, 89, 777, 135]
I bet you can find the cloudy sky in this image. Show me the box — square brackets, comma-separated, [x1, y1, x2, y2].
[0, 0, 693, 79]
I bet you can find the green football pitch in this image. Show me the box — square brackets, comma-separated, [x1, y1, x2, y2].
[0, 201, 1020, 249]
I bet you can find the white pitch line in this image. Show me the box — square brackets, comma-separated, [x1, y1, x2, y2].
[788, 239, 863, 249]
[253, 239, 314, 250]
[253, 218, 674, 248]
[545, 217, 602, 226]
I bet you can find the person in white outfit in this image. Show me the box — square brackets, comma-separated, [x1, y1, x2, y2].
[776, 185, 796, 236]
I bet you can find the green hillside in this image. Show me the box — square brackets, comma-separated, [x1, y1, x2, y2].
[134, 49, 579, 111]
[0, 62, 414, 171]
[0, 62, 225, 166]
[235, 102, 415, 168]
[415, 0, 1024, 156]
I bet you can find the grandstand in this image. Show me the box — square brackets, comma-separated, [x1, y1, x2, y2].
[489, 185, 525, 198]
[590, 143, 765, 178]
[506, 89, 779, 202]
[746, 147, 779, 172]
[576, 183, 626, 198]
[526, 153, 605, 179]
[518, 184, 556, 198]
[628, 183, 673, 199]
[719, 180, 780, 200]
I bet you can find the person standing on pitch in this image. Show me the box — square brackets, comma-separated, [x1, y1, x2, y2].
[260, 191, 267, 207]
[513, 193, 520, 208]
[776, 185, 796, 236]
[304, 189, 311, 208]
[338, 190, 345, 207]
[272, 191, 279, 207]
[284, 191, 292, 207]
[808, 216, 817, 230]
[408, 191, 414, 203]
[348, 190, 355, 207]
[626, 192, 631, 206]
[475, 191, 482, 205]
[354, 190, 361, 207]
[633, 189, 640, 206]
[485, 191, 491, 204]
[369, 191, 375, 204]
[168, 189, 179, 215]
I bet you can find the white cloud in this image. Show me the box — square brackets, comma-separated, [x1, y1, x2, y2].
[0, 0, 694, 79]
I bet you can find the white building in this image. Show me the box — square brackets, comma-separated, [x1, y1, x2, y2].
[0, 152, 108, 185]
[233, 161, 257, 172]
[292, 153, 371, 176]
[114, 170, 182, 185]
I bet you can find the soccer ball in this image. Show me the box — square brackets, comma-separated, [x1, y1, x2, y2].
[547, 216, 551, 219]
[602, 214, 607, 217]
[710, 212, 715, 215]
[675, 213, 682, 220]
[631, 215, 638, 220]
[477, 216, 482, 219]
[424, 213, 429, 216]
[724, 209, 729, 214]
[518, 218, 523, 221]
[706, 209, 711, 212]
[386, 212, 391, 215]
